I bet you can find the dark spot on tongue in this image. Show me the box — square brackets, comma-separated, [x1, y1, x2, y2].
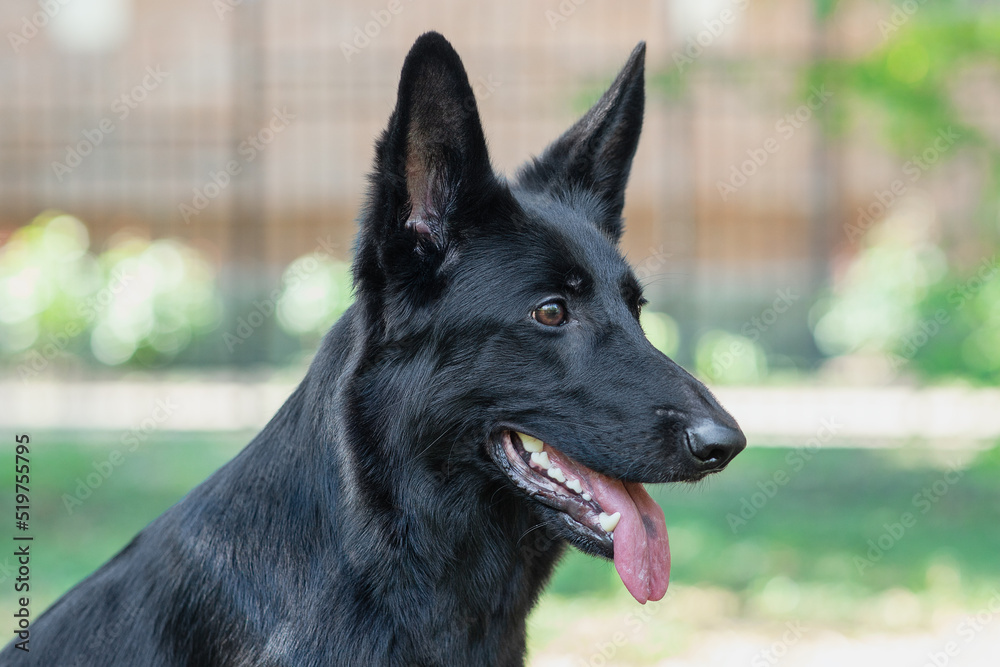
[641, 514, 659, 537]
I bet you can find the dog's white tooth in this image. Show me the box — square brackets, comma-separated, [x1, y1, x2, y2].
[519, 433, 545, 453]
[547, 467, 566, 484]
[566, 479, 583, 493]
[598, 511, 621, 533]
[530, 451, 551, 469]
[582, 492, 592, 501]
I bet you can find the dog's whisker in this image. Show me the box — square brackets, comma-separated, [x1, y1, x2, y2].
[516, 522, 548, 548]
[414, 425, 456, 461]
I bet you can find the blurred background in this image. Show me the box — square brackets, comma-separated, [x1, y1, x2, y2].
[2, 0, 1000, 664]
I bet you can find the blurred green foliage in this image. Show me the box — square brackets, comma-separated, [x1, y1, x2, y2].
[0, 212, 222, 372]
[275, 253, 354, 340]
[907, 253, 1000, 381]
[0, 215, 687, 372]
[812, 207, 999, 382]
[809, 12, 1000, 163]
[695, 330, 768, 385]
[806, 7, 1000, 383]
[649, 2, 1000, 385]
[640, 309, 681, 358]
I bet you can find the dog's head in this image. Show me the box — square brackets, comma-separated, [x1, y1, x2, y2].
[353, 33, 745, 604]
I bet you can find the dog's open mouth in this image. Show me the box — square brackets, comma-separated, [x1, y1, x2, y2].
[494, 430, 670, 604]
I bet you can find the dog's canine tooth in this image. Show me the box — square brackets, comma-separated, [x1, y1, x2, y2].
[519, 433, 544, 453]
[598, 512, 621, 533]
[547, 467, 566, 483]
[566, 479, 583, 493]
[529, 451, 551, 469]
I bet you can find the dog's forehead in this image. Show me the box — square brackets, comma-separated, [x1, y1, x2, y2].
[511, 192, 634, 285]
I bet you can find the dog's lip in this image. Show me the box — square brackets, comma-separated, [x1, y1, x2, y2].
[491, 429, 614, 554]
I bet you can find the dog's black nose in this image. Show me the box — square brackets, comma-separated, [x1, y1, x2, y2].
[685, 420, 746, 470]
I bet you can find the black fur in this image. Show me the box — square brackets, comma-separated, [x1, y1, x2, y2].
[3, 33, 744, 666]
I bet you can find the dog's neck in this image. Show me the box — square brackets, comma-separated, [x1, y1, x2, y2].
[325, 431, 566, 664]
[291, 319, 566, 664]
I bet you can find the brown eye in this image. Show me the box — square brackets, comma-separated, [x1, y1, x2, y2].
[533, 301, 567, 327]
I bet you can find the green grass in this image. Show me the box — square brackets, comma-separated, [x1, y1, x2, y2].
[549, 443, 1000, 607]
[2, 432, 249, 614]
[3, 433, 999, 624]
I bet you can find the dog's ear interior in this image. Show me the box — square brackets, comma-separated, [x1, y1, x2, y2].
[360, 31, 505, 290]
[516, 42, 646, 242]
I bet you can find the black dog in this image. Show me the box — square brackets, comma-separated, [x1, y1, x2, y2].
[4, 33, 745, 666]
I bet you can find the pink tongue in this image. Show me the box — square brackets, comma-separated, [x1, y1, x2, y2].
[546, 451, 671, 604]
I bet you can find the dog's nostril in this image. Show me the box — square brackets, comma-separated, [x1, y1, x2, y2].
[701, 446, 728, 463]
[685, 420, 747, 468]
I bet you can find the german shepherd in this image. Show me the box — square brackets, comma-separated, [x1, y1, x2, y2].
[4, 32, 745, 666]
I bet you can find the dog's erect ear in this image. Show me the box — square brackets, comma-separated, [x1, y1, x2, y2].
[360, 32, 508, 290]
[516, 42, 645, 242]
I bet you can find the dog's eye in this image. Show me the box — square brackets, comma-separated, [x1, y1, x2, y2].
[533, 301, 567, 327]
[633, 296, 648, 319]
